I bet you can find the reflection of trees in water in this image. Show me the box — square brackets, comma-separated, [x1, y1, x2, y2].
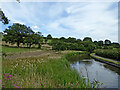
[78, 60, 93, 65]
[68, 55, 91, 64]
[103, 64, 120, 75]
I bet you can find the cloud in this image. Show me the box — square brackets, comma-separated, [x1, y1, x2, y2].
[32, 26, 40, 30]
[31, 26, 40, 32]
[0, 2, 118, 42]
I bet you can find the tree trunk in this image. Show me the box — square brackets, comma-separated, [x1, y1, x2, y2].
[38, 43, 41, 49]
[17, 42, 20, 47]
[27, 43, 28, 47]
[29, 44, 32, 48]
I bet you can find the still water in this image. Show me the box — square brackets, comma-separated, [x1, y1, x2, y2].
[70, 59, 120, 88]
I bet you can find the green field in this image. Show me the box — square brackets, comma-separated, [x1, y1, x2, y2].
[2, 46, 38, 53]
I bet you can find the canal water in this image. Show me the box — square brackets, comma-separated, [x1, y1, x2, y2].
[70, 59, 120, 88]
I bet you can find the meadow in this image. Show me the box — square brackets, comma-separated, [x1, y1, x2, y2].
[1, 46, 99, 88]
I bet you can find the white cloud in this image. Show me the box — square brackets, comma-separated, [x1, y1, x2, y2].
[45, 2, 118, 42]
[0, 2, 118, 42]
[32, 26, 40, 29]
[31, 25, 40, 33]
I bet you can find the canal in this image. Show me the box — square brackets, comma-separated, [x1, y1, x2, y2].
[70, 58, 120, 88]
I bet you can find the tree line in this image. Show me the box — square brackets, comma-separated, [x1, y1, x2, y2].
[48, 36, 119, 52]
[1, 23, 120, 52]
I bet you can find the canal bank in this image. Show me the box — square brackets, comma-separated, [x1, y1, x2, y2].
[90, 53, 120, 68]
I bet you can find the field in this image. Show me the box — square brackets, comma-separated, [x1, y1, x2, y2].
[2, 46, 38, 53]
[1, 46, 98, 88]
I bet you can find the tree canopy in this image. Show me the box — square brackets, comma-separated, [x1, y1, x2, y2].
[83, 37, 92, 42]
[47, 34, 52, 39]
[3, 23, 42, 48]
[0, 9, 9, 24]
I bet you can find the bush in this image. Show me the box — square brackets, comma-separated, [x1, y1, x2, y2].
[95, 49, 120, 60]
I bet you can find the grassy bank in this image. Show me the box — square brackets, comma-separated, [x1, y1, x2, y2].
[90, 53, 120, 66]
[2, 53, 96, 88]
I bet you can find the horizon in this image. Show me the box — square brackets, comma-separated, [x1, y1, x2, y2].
[0, 1, 118, 43]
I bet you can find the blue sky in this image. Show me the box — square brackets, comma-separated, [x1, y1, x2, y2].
[0, 1, 118, 42]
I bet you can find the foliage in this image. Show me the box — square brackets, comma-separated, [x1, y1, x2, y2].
[47, 34, 52, 39]
[104, 39, 111, 46]
[52, 41, 67, 51]
[51, 39, 96, 52]
[3, 23, 33, 47]
[67, 37, 76, 43]
[83, 37, 92, 42]
[0, 9, 9, 24]
[111, 43, 120, 48]
[65, 51, 90, 61]
[97, 40, 103, 46]
[3, 23, 42, 48]
[95, 49, 120, 60]
[90, 53, 120, 65]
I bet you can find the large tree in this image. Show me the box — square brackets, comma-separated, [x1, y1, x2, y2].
[3, 23, 34, 47]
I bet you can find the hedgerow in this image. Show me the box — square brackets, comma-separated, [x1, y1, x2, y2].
[95, 49, 120, 60]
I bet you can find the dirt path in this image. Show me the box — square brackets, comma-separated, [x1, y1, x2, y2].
[4, 50, 63, 60]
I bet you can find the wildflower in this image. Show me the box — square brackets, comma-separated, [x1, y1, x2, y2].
[4, 73, 6, 75]
[9, 75, 12, 77]
[0, 80, 1, 82]
[16, 86, 19, 88]
[7, 76, 10, 78]
[44, 83, 46, 84]
[40, 84, 41, 86]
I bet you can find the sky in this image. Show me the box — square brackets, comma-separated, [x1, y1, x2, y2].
[0, 1, 118, 42]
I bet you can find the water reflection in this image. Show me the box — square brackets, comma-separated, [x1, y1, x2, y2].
[103, 64, 120, 75]
[70, 59, 120, 88]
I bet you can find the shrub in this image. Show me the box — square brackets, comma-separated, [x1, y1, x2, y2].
[95, 49, 120, 60]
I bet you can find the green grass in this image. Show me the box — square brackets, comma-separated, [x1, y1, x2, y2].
[2, 52, 100, 88]
[90, 53, 120, 65]
[65, 51, 90, 61]
[2, 46, 38, 53]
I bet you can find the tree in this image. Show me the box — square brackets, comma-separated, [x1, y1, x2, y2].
[104, 39, 111, 45]
[87, 44, 96, 52]
[60, 37, 66, 42]
[111, 42, 120, 48]
[76, 39, 81, 43]
[3, 23, 34, 47]
[98, 40, 103, 46]
[0, 0, 20, 24]
[47, 34, 52, 39]
[94, 41, 98, 44]
[83, 37, 92, 42]
[67, 37, 76, 43]
[0, 9, 9, 24]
